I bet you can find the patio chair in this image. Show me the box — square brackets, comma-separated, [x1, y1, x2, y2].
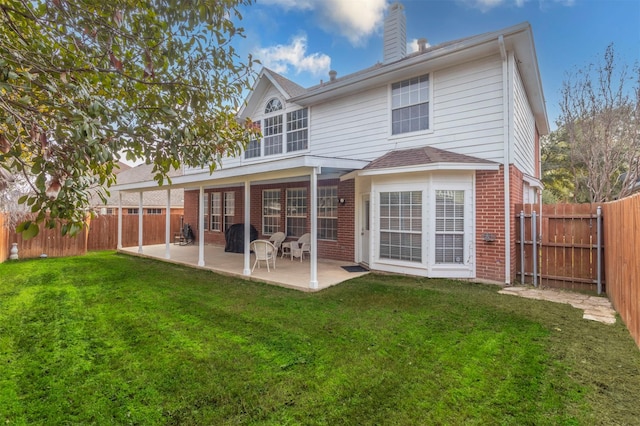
[250, 240, 277, 272]
[268, 232, 286, 256]
[289, 233, 311, 262]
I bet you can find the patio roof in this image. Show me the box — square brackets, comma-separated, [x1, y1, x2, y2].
[113, 155, 369, 192]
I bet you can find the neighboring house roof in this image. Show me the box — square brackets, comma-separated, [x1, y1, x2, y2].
[94, 163, 184, 209]
[364, 146, 500, 170]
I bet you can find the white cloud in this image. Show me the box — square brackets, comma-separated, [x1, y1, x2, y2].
[261, 0, 388, 46]
[253, 34, 331, 77]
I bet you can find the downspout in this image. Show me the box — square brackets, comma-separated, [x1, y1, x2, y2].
[499, 35, 511, 285]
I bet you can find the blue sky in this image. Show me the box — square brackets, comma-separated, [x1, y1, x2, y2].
[235, 0, 640, 130]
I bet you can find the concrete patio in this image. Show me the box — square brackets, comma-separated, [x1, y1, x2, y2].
[118, 243, 369, 292]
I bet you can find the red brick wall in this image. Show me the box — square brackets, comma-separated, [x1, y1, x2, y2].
[475, 167, 507, 282]
[183, 179, 356, 262]
[475, 165, 526, 283]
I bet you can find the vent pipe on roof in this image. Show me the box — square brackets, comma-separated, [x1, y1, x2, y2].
[417, 38, 428, 53]
[329, 70, 337, 82]
[383, 2, 406, 64]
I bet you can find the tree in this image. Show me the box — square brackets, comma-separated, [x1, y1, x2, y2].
[540, 127, 582, 203]
[559, 44, 640, 203]
[0, 0, 258, 237]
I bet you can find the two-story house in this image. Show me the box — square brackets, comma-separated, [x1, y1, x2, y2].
[115, 2, 548, 289]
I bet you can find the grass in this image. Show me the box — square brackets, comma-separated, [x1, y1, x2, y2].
[0, 251, 638, 425]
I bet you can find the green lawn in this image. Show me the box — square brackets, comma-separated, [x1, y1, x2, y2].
[1, 252, 638, 425]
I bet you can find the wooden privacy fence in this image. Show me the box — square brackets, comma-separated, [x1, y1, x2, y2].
[602, 193, 640, 349]
[1, 214, 183, 261]
[515, 204, 603, 293]
[86, 214, 183, 250]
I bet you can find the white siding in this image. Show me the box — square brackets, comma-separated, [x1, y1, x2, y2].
[185, 54, 507, 175]
[512, 64, 536, 175]
[309, 54, 505, 163]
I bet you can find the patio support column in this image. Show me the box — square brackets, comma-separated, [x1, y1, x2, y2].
[117, 192, 123, 249]
[309, 167, 319, 289]
[165, 188, 171, 259]
[198, 185, 205, 266]
[138, 192, 143, 253]
[243, 179, 251, 276]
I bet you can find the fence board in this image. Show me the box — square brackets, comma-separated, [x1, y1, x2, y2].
[0, 213, 8, 261]
[603, 193, 640, 349]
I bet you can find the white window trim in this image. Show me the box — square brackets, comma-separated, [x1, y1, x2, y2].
[428, 177, 475, 277]
[372, 182, 428, 270]
[262, 189, 281, 236]
[241, 103, 311, 165]
[388, 72, 434, 140]
[286, 187, 307, 238]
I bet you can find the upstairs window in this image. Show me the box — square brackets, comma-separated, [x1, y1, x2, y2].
[244, 98, 308, 159]
[264, 115, 283, 156]
[245, 121, 261, 159]
[265, 98, 283, 113]
[391, 75, 429, 135]
[287, 108, 308, 152]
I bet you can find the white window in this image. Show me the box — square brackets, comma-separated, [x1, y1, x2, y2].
[391, 75, 429, 135]
[203, 193, 209, 230]
[127, 208, 139, 215]
[286, 188, 307, 238]
[265, 98, 282, 113]
[379, 191, 422, 262]
[435, 190, 465, 264]
[146, 208, 162, 215]
[264, 115, 283, 156]
[210, 192, 221, 231]
[318, 186, 337, 241]
[262, 190, 281, 235]
[224, 191, 235, 232]
[264, 98, 283, 156]
[286, 108, 308, 152]
[245, 121, 261, 159]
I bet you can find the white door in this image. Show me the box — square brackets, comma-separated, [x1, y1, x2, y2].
[361, 194, 370, 265]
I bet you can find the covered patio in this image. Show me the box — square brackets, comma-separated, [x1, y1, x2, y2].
[118, 243, 369, 292]
[113, 155, 368, 291]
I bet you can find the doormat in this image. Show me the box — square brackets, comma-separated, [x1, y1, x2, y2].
[341, 265, 369, 273]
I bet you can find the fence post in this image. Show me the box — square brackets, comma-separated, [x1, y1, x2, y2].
[597, 206, 602, 295]
[532, 210, 538, 288]
[520, 210, 525, 284]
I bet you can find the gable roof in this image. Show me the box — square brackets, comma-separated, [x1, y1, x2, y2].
[264, 69, 307, 98]
[364, 146, 499, 170]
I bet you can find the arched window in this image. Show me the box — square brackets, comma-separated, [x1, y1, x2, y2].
[265, 98, 283, 114]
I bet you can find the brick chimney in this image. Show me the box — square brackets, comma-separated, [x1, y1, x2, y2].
[383, 2, 406, 64]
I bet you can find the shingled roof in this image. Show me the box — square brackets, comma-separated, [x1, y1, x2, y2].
[263, 68, 307, 98]
[364, 146, 498, 170]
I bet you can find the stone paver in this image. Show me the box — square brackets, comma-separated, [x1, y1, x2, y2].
[499, 286, 617, 324]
